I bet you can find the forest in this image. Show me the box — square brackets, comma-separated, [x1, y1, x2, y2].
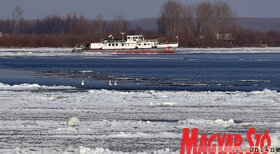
[0, 0, 280, 47]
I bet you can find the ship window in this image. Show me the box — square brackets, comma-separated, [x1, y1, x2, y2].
[122, 43, 124, 46]
[112, 44, 114, 46]
[109, 44, 111, 46]
[144, 43, 146, 45]
[116, 44, 118, 46]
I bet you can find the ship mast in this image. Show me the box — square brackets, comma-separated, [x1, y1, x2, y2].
[121, 32, 125, 41]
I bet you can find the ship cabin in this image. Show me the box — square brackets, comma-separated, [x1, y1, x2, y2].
[126, 35, 144, 42]
[89, 34, 160, 50]
[127, 35, 158, 48]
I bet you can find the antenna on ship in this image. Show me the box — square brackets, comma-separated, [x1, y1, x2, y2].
[176, 35, 179, 43]
[108, 34, 114, 40]
[121, 32, 125, 41]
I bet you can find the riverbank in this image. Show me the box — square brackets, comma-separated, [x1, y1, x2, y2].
[1, 33, 280, 48]
[0, 34, 92, 48]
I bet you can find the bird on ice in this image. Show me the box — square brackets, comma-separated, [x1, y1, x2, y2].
[109, 80, 112, 86]
[114, 81, 117, 86]
[81, 80, 85, 86]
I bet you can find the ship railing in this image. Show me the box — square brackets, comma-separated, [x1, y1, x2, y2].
[104, 39, 126, 43]
[141, 39, 159, 43]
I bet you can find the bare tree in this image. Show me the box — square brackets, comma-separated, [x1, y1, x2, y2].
[158, 0, 184, 40]
[181, 4, 195, 37]
[192, 1, 234, 42]
[62, 13, 90, 35]
[12, 6, 24, 33]
[109, 15, 128, 37]
[158, 1, 234, 46]
[194, 2, 216, 37]
[93, 14, 106, 41]
[213, 1, 234, 34]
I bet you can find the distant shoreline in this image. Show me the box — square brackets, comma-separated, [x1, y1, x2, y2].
[0, 47, 280, 56]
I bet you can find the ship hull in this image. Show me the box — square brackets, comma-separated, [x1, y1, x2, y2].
[73, 48, 176, 54]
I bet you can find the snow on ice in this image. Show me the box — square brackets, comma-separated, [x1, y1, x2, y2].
[0, 83, 279, 153]
[0, 83, 75, 91]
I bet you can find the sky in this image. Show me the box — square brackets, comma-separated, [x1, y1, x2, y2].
[0, 0, 280, 20]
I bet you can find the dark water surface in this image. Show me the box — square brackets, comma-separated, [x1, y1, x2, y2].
[1, 53, 280, 91]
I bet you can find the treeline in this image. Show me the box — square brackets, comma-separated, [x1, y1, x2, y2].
[0, 13, 161, 47]
[0, 13, 134, 47]
[0, 34, 93, 47]
[158, 0, 280, 47]
[0, 14, 128, 37]
[0, 1, 280, 47]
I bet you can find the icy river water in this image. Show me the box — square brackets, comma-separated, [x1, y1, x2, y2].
[1, 51, 280, 91]
[0, 48, 279, 153]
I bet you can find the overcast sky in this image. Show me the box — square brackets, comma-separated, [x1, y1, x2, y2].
[0, 0, 279, 20]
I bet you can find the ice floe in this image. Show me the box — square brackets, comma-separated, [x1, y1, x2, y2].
[67, 117, 80, 126]
[0, 82, 75, 91]
[177, 47, 280, 53]
[0, 83, 279, 153]
[1, 47, 280, 57]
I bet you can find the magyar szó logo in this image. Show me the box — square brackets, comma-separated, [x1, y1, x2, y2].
[180, 128, 277, 154]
